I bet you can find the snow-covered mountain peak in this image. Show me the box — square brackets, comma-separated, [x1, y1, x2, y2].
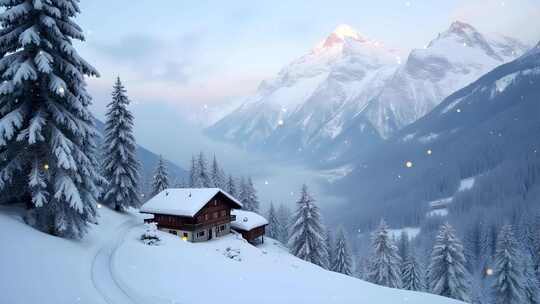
[331, 24, 363, 40]
[314, 24, 382, 52]
[427, 20, 500, 60]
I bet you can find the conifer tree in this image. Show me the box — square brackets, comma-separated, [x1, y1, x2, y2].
[398, 231, 410, 263]
[401, 249, 425, 291]
[288, 184, 328, 268]
[238, 176, 247, 205]
[277, 203, 291, 245]
[226, 175, 237, 197]
[492, 225, 525, 304]
[367, 219, 402, 288]
[242, 177, 259, 212]
[522, 251, 540, 304]
[197, 152, 211, 187]
[151, 156, 169, 196]
[210, 154, 225, 189]
[188, 155, 200, 188]
[266, 202, 281, 240]
[427, 223, 470, 302]
[325, 228, 335, 269]
[0, 0, 101, 238]
[332, 228, 353, 276]
[102, 78, 140, 211]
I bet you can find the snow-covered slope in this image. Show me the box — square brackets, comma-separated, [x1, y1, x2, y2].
[0, 206, 464, 304]
[208, 22, 527, 164]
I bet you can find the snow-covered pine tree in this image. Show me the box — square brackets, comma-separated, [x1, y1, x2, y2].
[401, 249, 425, 291]
[288, 184, 328, 268]
[242, 177, 259, 212]
[188, 155, 201, 188]
[0, 0, 101, 238]
[427, 223, 471, 302]
[277, 203, 291, 245]
[367, 219, 402, 288]
[197, 152, 211, 188]
[226, 175, 237, 197]
[151, 156, 169, 196]
[492, 225, 525, 304]
[238, 176, 247, 206]
[325, 228, 335, 269]
[398, 231, 410, 263]
[332, 227, 353, 276]
[210, 154, 225, 189]
[266, 202, 281, 240]
[522, 248, 540, 304]
[102, 78, 140, 211]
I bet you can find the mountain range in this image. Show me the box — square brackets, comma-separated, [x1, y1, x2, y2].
[334, 39, 540, 229]
[208, 22, 529, 165]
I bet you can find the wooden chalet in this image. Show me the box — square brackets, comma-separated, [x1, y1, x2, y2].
[140, 188, 243, 242]
[230, 209, 269, 244]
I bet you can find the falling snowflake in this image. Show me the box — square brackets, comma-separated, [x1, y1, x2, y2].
[58, 87, 65, 96]
[278, 119, 284, 126]
[427, 149, 433, 155]
[264, 181, 269, 185]
[405, 161, 413, 168]
[456, 108, 462, 113]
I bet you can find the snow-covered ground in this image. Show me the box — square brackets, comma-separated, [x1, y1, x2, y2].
[458, 177, 475, 192]
[426, 177, 477, 218]
[0, 207, 463, 304]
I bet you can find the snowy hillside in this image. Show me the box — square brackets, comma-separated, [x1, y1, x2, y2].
[0, 206, 464, 304]
[208, 22, 527, 165]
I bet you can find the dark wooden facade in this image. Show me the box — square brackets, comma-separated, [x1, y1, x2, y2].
[236, 225, 266, 244]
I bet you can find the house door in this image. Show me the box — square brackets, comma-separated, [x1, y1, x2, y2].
[208, 228, 213, 240]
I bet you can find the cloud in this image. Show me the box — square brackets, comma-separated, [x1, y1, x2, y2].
[89, 32, 205, 85]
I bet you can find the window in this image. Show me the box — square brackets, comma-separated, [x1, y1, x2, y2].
[183, 232, 188, 238]
[197, 231, 205, 237]
[220, 225, 225, 231]
[214, 199, 218, 206]
[220, 210, 226, 217]
[169, 230, 177, 235]
[204, 214, 209, 221]
[213, 212, 219, 219]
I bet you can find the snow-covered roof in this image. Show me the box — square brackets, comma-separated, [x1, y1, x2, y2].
[231, 209, 268, 231]
[140, 188, 242, 217]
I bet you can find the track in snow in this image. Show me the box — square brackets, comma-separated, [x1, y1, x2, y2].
[91, 220, 141, 304]
[91, 218, 183, 304]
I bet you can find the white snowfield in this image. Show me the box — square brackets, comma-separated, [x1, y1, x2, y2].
[0, 207, 464, 304]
